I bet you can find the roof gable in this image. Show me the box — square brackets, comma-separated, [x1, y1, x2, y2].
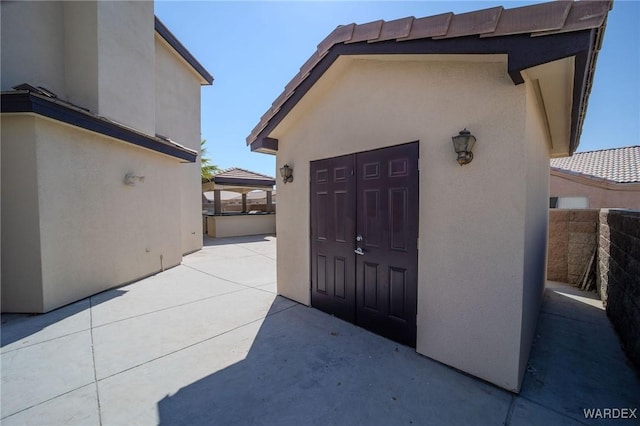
[247, 0, 611, 156]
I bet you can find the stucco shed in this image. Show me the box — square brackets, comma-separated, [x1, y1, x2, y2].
[247, 0, 611, 392]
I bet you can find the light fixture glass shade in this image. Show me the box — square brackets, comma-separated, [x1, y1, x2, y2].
[280, 164, 293, 183]
[452, 129, 476, 166]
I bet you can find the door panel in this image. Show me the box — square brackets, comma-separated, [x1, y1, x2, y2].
[356, 143, 419, 347]
[310, 142, 418, 347]
[310, 154, 356, 323]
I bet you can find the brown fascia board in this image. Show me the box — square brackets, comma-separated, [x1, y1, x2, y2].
[154, 16, 214, 85]
[1, 91, 197, 162]
[249, 29, 598, 155]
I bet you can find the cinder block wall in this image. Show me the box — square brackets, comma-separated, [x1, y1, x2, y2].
[597, 209, 640, 368]
[547, 210, 598, 284]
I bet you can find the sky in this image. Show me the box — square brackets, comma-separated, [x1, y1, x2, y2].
[155, 0, 640, 178]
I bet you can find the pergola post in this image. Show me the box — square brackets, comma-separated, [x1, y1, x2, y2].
[266, 190, 273, 213]
[214, 189, 222, 214]
[242, 193, 248, 213]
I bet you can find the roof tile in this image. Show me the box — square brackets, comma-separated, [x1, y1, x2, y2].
[284, 71, 310, 97]
[397, 12, 452, 41]
[345, 20, 384, 44]
[369, 17, 414, 43]
[433, 6, 503, 39]
[550, 146, 640, 183]
[317, 24, 355, 55]
[299, 51, 324, 81]
[247, 1, 611, 150]
[533, 0, 611, 37]
[480, 1, 571, 38]
[213, 167, 275, 182]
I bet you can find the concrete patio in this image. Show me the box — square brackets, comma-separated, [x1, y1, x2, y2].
[1, 235, 638, 425]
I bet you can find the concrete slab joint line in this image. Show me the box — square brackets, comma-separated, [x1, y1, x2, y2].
[1, 238, 639, 425]
[88, 297, 104, 425]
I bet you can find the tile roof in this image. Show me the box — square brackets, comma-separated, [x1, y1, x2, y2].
[247, 0, 611, 155]
[211, 167, 276, 187]
[550, 146, 640, 184]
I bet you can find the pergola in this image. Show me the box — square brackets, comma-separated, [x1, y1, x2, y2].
[202, 168, 275, 214]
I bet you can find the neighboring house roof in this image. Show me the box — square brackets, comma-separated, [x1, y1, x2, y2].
[211, 167, 276, 187]
[1, 85, 197, 162]
[203, 190, 276, 202]
[247, 0, 611, 156]
[154, 17, 214, 85]
[551, 146, 640, 184]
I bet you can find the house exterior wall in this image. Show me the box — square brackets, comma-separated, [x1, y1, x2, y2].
[1, 0, 207, 312]
[1, 1, 156, 135]
[0, 1, 67, 94]
[63, 1, 99, 111]
[2, 115, 183, 312]
[518, 78, 551, 385]
[271, 56, 548, 391]
[36, 118, 183, 311]
[550, 173, 640, 210]
[95, 1, 156, 135]
[155, 35, 203, 254]
[1, 116, 45, 312]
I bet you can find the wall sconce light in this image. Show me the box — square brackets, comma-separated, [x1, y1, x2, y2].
[124, 173, 145, 186]
[451, 129, 477, 166]
[280, 164, 293, 184]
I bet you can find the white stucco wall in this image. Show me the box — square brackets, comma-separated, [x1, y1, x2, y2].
[2, 115, 183, 312]
[96, 1, 156, 135]
[518, 77, 552, 385]
[63, 1, 99, 112]
[0, 1, 66, 94]
[1, 116, 45, 312]
[155, 35, 203, 255]
[270, 55, 549, 391]
[1, 0, 208, 312]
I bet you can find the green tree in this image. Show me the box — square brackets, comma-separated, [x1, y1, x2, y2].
[201, 139, 219, 182]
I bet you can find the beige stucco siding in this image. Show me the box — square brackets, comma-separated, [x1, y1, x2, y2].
[63, 1, 99, 112]
[33, 116, 182, 311]
[1, 116, 45, 312]
[155, 36, 203, 255]
[271, 55, 546, 391]
[518, 78, 551, 385]
[1, 114, 183, 312]
[96, 1, 156, 135]
[0, 1, 66, 94]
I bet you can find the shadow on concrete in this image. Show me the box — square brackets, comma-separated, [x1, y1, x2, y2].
[156, 298, 512, 426]
[203, 234, 275, 247]
[518, 282, 640, 424]
[156, 284, 640, 425]
[1, 289, 125, 348]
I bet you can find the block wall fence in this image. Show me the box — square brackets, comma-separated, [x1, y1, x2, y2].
[548, 208, 640, 369]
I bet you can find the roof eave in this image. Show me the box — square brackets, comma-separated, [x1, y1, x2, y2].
[154, 16, 214, 85]
[1, 91, 198, 162]
[249, 30, 597, 154]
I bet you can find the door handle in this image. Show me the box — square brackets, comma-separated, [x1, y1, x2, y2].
[354, 247, 365, 256]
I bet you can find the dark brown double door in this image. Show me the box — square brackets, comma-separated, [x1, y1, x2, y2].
[310, 142, 419, 347]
